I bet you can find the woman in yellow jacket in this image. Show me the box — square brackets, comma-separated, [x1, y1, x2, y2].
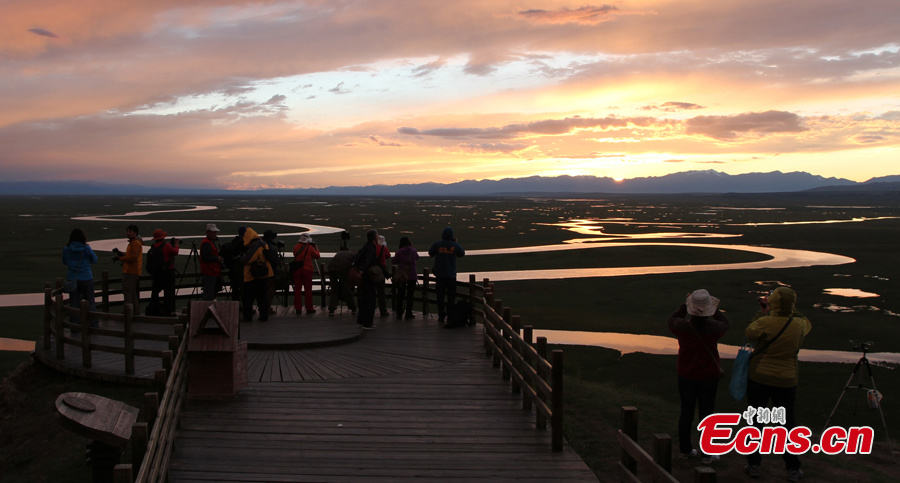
[238, 227, 274, 322]
[744, 286, 811, 482]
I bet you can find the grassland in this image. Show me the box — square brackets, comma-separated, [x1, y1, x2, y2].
[1, 193, 899, 481]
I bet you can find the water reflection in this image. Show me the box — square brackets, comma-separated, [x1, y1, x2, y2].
[534, 330, 900, 365]
[823, 288, 879, 298]
[462, 242, 854, 282]
[0, 337, 34, 352]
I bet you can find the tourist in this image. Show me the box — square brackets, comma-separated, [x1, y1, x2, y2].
[327, 246, 357, 315]
[199, 223, 223, 301]
[744, 286, 811, 482]
[62, 228, 99, 328]
[218, 234, 245, 304]
[113, 224, 142, 314]
[147, 229, 180, 316]
[292, 233, 321, 315]
[392, 237, 419, 319]
[238, 227, 274, 322]
[262, 230, 282, 314]
[667, 289, 729, 465]
[353, 229, 382, 329]
[428, 227, 465, 323]
[376, 234, 391, 317]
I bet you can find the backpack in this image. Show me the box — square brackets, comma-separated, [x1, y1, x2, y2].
[145, 242, 167, 275]
[393, 263, 410, 285]
[444, 300, 474, 329]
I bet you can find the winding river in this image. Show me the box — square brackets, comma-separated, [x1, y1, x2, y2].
[2, 202, 889, 364]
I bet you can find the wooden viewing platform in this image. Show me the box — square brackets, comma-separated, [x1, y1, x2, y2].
[35, 273, 597, 482]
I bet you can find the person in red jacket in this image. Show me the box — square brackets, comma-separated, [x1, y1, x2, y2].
[200, 224, 223, 301]
[667, 289, 729, 464]
[292, 233, 321, 315]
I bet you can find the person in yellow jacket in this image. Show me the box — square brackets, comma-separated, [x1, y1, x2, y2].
[113, 224, 142, 315]
[238, 227, 274, 322]
[744, 286, 811, 482]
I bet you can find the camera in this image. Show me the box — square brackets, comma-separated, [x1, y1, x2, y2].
[276, 240, 285, 249]
[340, 231, 350, 241]
[170, 237, 182, 245]
[111, 247, 122, 262]
[851, 340, 873, 353]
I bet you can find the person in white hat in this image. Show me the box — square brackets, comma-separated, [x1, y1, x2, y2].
[200, 223, 223, 301]
[667, 289, 729, 464]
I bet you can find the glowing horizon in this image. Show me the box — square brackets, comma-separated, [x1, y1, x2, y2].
[2, 1, 899, 190]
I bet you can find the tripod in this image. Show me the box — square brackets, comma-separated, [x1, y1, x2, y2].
[823, 341, 895, 462]
[178, 241, 202, 298]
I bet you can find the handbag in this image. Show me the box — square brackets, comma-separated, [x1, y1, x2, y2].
[348, 267, 363, 286]
[729, 317, 794, 401]
[366, 265, 385, 285]
[729, 343, 754, 400]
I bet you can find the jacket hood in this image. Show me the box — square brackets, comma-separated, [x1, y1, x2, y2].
[768, 287, 798, 317]
[242, 227, 259, 246]
[441, 227, 454, 240]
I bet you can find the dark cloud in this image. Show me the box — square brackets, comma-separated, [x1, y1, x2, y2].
[329, 82, 350, 94]
[854, 134, 886, 143]
[367, 135, 404, 147]
[684, 111, 808, 140]
[641, 102, 705, 112]
[518, 5, 620, 25]
[454, 142, 529, 154]
[412, 59, 446, 77]
[399, 116, 660, 140]
[264, 94, 287, 105]
[28, 27, 58, 38]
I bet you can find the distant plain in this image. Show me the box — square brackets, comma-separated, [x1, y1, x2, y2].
[1, 192, 899, 481]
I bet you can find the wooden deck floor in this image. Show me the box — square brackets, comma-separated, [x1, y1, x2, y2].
[169, 315, 597, 482]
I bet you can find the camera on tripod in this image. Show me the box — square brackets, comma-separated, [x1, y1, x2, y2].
[276, 240, 285, 249]
[851, 340, 873, 353]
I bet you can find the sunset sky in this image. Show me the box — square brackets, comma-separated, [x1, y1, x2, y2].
[2, 1, 899, 190]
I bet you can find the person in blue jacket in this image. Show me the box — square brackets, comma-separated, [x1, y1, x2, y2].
[428, 227, 465, 323]
[62, 228, 99, 328]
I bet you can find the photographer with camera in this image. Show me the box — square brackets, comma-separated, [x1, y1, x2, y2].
[743, 286, 811, 481]
[113, 224, 142, 314]
[147, 229, 180, 316]
[292, 233, 321, 315]
[200, 224, 224, 301]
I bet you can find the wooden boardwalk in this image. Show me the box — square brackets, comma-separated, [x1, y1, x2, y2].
[169, 314, 597, 482]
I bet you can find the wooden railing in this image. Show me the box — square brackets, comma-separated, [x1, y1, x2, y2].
[477, 278, 565, 451]
[112, 311, 189, 483]
[43, 277, 187, 378]
[618, 406, 715, 483]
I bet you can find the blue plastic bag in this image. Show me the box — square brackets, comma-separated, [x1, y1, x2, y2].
[730, 343, 754, 401]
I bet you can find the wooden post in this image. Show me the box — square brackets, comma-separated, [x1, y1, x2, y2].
[694, 467, 716, 483]
[153, 370, 167, 398]
[422, 268, 430, 316]
[551, 350, 564, 452]
[536, 336, 547, 360]
[621, 406, 638, 474]
[101, 270, 110, 312]
[522, 325, 534, 411]
[143, 393, 159, 431]
[43, 282, 53, 350]
[319, 262, 327, 307]
[654, 434, 673, 473]
[55, 293, 65, 360]
[162, 350, 174, 375]
[113, 464, 133, 483]
[131, 422, 148, 472]
[81, 299, 92, 369]
[511, 315, 520, 336]
[124, 304, 135, 375]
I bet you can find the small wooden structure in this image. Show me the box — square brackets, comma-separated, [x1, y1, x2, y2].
[186, 301, 247, 398]
[56, 392, 140, 483]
